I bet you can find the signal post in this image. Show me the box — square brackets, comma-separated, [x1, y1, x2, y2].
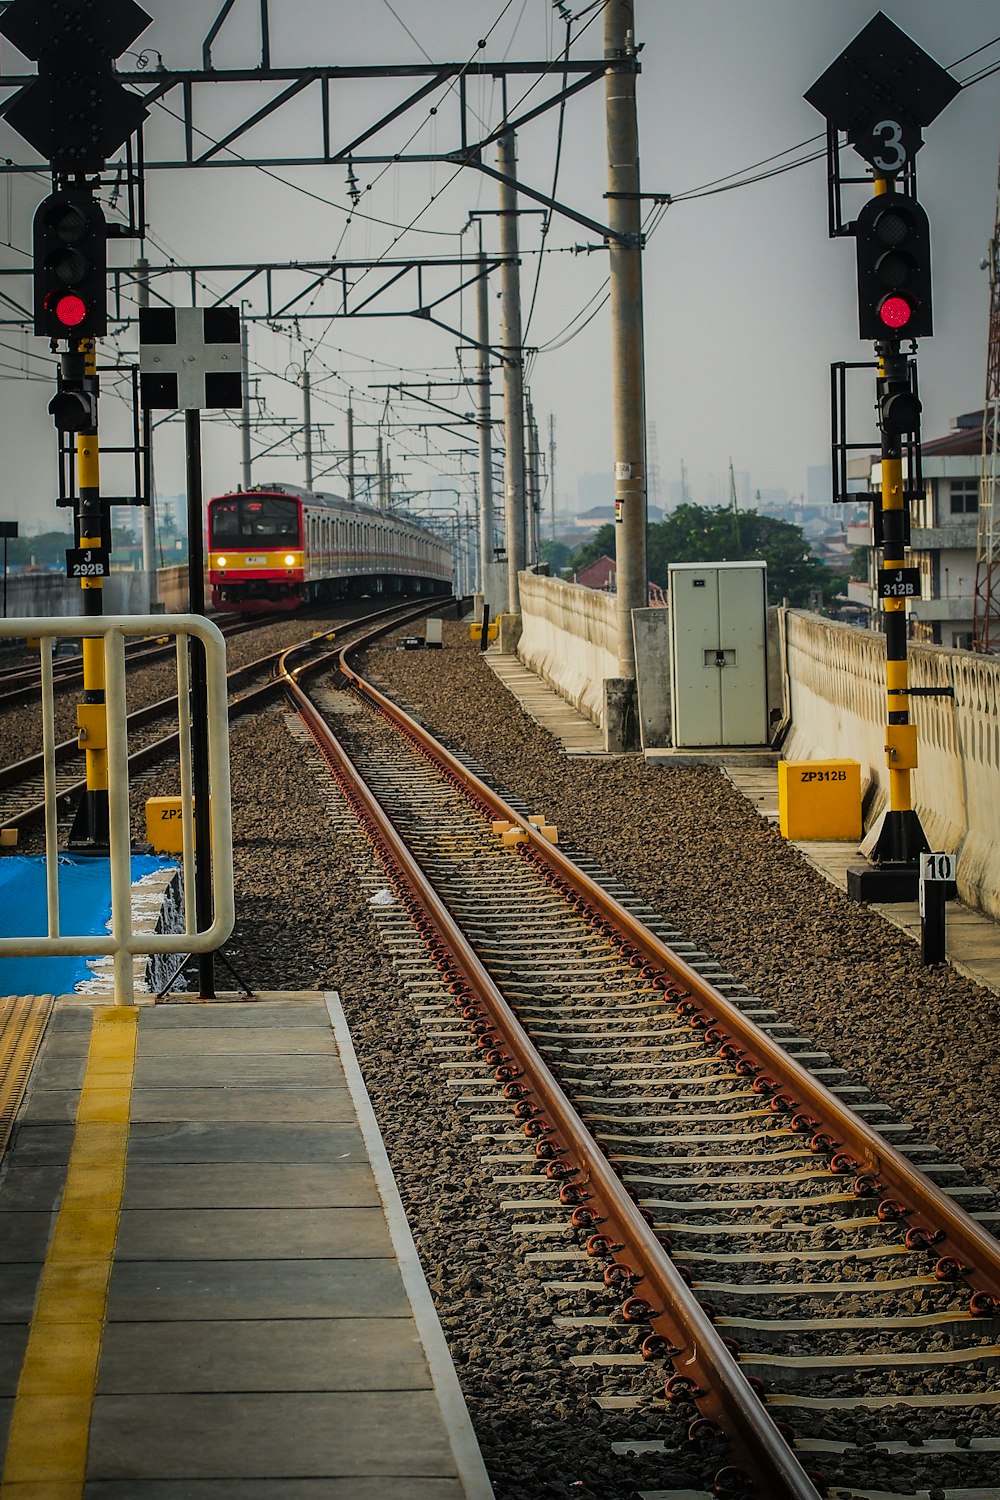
[36, 193, 114, 848]
[806, 13, 959, 900]
[0, 0, 152, 848]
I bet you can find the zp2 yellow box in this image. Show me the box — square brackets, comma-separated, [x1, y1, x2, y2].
[778, 760, 862, 841]
[145, 796, 210, 854]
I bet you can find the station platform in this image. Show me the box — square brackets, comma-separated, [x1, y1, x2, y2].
[0, 992, 494, 1499]
[484, 647, 1000, 1000]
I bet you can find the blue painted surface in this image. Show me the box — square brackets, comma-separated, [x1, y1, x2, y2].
[0, 855, 176, 996]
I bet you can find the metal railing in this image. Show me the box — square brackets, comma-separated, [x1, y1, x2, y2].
[0, 614, 234, 1005]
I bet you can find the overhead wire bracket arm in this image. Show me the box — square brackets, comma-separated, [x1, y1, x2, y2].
[459, 157, 630, 245]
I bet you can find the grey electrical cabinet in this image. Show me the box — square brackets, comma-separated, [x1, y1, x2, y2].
[668, 561, 768, 747]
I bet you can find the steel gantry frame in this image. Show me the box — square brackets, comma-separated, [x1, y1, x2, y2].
[0, 3, 631, 245]
[0, 254, 516, 340]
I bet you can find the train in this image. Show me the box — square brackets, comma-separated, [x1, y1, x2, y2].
[207, 483, 454, 612]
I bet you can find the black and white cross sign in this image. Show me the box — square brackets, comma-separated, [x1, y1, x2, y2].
[139, 305, 243, 411]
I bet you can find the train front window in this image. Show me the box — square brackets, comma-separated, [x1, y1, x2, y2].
[211, 496, 300, 546]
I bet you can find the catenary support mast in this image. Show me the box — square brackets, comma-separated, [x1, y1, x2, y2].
[605, 0, 647, 743]
[476, 247, 495, 597]
[497, 127, 526, 617]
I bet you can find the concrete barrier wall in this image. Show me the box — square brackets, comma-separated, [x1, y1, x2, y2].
[782, 609, 1000, 920]
[1, 566, 206, 620]
[2, 571, 152, 619]
[155, 566, 192, 613]
[516, 572, 618, 728]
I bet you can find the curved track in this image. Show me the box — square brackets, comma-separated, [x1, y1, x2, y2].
[0, 613, 260, 712]
[0, 601, 446, 834]
[277, 613, 1000, 1500]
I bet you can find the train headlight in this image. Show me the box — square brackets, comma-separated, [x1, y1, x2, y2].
[217, 556, 227, 567]
[284, 553, 296, 567]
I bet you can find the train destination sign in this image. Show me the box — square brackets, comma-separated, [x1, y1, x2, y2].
[805, 11, 959, 172]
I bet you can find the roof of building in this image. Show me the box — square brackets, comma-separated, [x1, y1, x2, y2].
[576, 555, 616, 589]
[922, 411, 987, 456]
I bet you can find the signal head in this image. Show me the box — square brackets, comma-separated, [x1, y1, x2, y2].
[854, 191, 933, 342]
[32, 190, 108, 340]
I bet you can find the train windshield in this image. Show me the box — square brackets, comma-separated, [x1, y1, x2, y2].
[210, 495, 300, 546]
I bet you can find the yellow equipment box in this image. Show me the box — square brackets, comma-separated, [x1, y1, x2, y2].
[145, 796, 207, 854]
[469, 620, 499, 642]
[778, 759, 862, 841]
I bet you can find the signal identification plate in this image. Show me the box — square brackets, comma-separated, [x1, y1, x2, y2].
[877, 567, 920, 600]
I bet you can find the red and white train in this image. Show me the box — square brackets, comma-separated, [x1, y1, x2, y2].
[207, 483, 452, 612]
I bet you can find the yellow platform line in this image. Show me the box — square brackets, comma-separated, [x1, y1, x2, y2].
[1, 1006, 138, 1500]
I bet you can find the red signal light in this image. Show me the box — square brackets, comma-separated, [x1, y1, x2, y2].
[54, 293, 87, 328]
[878, 295, 912, 330]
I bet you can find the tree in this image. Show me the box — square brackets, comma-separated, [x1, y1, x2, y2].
[539, 538, 573, 574]
[563, 504, 837, 607]
[567, 523, 616, 577]
[646, 504, 837, 607]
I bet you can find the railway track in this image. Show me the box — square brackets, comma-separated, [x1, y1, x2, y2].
[0, 612, 261, 711]
[279, 616, 1000, 1500]
[0, 600, 445, 833]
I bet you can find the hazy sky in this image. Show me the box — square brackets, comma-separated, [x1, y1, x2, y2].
[0, 0, 998, 534]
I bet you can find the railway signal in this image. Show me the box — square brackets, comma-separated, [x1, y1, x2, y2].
[806, 13, 960, 896]
[0, 0, 151, 173]
[855, 191, 933, 342]
[876, 355, 921, 437]
[48, 350, 97, 433]
[32, 191, 108, 341]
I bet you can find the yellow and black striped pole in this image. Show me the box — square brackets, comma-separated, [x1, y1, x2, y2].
[870, 176, 928, 874]
[69, 337, 109, 848]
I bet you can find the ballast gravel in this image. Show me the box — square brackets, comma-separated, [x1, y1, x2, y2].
[140, 616, 1000, 1498]
[359, 621, 1000, 1201]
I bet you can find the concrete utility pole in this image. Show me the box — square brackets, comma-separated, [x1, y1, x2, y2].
[347, 404, 356, 502]
[497, 127, 526, 618]
[301, 360, 313, 490]
[240, 316, 252, 489]
[548, 413, 557, 542]
[476, 246, 495, 602]
[377, 431, 385, 509]
[525, 392, 540, 566]
[135, 257, 157, 606]
[605, 0, 647, 744]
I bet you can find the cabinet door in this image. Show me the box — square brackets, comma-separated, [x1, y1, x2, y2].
[718, 567, 768, 745]
[670, 569, 723, 746]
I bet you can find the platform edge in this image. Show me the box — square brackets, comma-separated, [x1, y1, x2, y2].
[324, 990, 496, 1500]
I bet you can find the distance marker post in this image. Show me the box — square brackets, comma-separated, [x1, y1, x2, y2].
[919, 852, 955, 966]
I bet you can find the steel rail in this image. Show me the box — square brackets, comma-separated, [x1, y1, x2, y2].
[281, 640, 823, 1498]
[0, 598, 449, 833]
[337, 634, 1000, 1319]
[285, 611, 1000, 1489]
[0, 614, 268, 712]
